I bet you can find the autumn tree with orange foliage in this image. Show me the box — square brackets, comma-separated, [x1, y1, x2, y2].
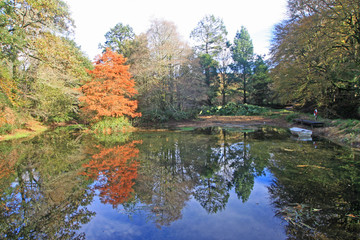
[79, 49, 141, 121]
[81, 140, 142, 206]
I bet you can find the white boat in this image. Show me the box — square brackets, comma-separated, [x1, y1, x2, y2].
[290, 127, 312, 138]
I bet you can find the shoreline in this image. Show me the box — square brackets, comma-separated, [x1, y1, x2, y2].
[165, 116, 360, 151]
[0, 121, 47, 141]
[1, 116, 359, 151]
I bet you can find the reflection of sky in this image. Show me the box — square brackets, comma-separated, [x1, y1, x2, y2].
[78, 172, 286, 240]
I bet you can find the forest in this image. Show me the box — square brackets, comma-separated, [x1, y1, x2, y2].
[0, 0, 359, 134]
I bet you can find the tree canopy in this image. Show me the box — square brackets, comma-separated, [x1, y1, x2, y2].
[270, 0, 360, 117]
[0, 0, 90, 124]
[99, 23, 135, 59]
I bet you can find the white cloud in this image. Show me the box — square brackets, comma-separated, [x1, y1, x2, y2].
[65, 0, 287, 60]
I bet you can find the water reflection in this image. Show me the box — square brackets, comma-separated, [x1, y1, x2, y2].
[125, 127, 273, 227]
[0, 126, 359, 239]
[267, 144, 360, 239]
[81, 140, 142, 207]
[0, 130, 95, 239]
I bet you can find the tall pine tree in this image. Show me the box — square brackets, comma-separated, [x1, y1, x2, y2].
[190, 15, 228, 105]
[231, 27, 254, 104]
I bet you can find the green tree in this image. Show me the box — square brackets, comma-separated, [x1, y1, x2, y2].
[0, 0, 72, 78]
[0, 0, 90, 124]
[26, 35, 91, 122]
[249, 55, 272, 106]
[231, 26, 254, 104]
[99, 23, 135, 59]
[98, 23, 151, 82]
[270, 0, 360, 118]
[190, 15, 228, 105]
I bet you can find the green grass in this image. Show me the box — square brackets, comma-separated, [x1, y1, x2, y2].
[3, 132, 32, 141]
[2, 125, 47, 141]
[177, 127, 196, 131]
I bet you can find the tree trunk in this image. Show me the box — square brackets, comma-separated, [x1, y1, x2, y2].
[222, 89, 226, 106]
[243, 73, 247, 104]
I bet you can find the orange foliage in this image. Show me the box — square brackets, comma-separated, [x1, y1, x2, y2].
[79, 48, 141, 120]
[0, 107, 16, 129]
[81, 140, 142, 206]
[0, 149, 17, 181]
[0, 77, 22, 108]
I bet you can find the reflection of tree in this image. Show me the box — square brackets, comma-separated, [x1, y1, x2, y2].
[195, 129, 268, 206]
[268, 144, 360, 239]
[191, 128, 231, 213]
[232, 165, 254, 202]
[82, 140, 142, 207]
[0, 157, 15, 182]
[129, 128, 270, 222]
[194, 175, 230, 213]
[132, 133, 197, 227]
[0, 144, 17, 188]
[229, 140, 269, 202]
[145, 167, 192, 227]
[0, 129, 95, 239]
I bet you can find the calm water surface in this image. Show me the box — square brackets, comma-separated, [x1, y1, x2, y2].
[0, 126, 359, 239]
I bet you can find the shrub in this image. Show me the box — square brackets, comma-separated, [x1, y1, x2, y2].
[0, 106, 27, 135]
[31, 83, 77, 123]
[199, 103, 269, 116]
[139, 108, 197, 123]
[91, 117, 133, 134]
[0, 123, 15, 135]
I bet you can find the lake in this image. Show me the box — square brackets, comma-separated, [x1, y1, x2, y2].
[0, 126, 359, 239]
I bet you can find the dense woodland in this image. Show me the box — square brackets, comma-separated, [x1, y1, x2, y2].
[0, 0, 359, 133]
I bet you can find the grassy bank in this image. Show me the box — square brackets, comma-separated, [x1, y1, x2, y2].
[0, 120, 48, 141]
[253, 106, 360, 149]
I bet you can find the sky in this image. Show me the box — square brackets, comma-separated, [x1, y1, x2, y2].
[65, 0, 288, 60]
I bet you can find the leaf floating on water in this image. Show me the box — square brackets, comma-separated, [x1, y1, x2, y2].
[296, 165, 326, 169]
[297, 165, 308, 168]
[283, 148, 294, 152]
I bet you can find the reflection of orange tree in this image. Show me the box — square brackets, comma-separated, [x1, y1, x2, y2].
[0, 159, 14, 181]
[82, 140, 142, 207]
[0, 148, 17, 213]
[0, 149, 17, 182]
